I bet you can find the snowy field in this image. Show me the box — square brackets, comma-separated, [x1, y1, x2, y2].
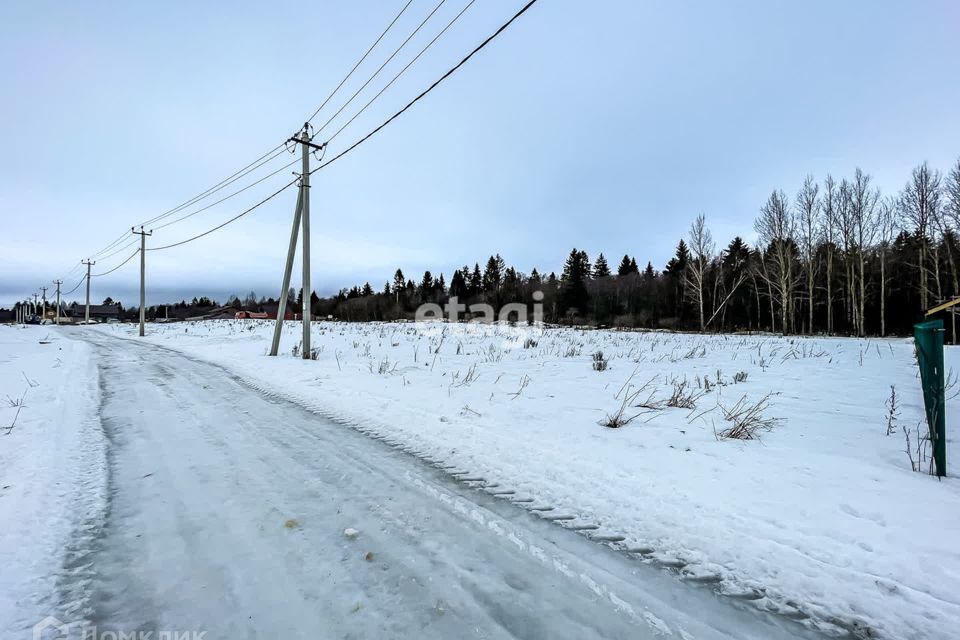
[88, 318, 960, 639]
[0, 326, 105, 636]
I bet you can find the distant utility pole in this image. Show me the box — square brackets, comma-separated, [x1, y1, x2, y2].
[269, 123, 323, 358]
[132, 227, 152, 337]
[53, 279, 62, 325]
[40, 286, 48, 320]
[82, 259, 95, 324]
[32, 293, 38, 314]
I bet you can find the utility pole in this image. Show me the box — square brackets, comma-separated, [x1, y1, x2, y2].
[53, 279, 62, 325]
[40, 286, 48, 322]
[269, 123, 323, 358]
[132, 227, 152, 337]
[32, 293, 39, 315]
[82, 259, 95, 324]
[269, 188, 303, 356]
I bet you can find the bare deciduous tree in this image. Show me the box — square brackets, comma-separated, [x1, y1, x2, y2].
[936, 157, 960, 306]
[822, 175, 838, 334]
[684, 213, 714, 331]
[850, 168, 880, 336]
[837, 179, 857, 330]
[755, 190, 797, 334]
[877, 195, 898, 337]
[899, 162, 942, 311]
[796, 175, 820, 334]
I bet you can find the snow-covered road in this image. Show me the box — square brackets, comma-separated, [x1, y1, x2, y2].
[63, 330, 818, 639]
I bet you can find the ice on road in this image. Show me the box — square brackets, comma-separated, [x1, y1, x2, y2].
[58, 331, 815, 639]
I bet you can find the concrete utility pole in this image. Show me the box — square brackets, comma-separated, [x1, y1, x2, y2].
[32, 293, 38, 315]
[299, 124, 313, 359]
[39, 286, 48, 321]
[269, 188, 303, 356]
[53, 279, 62, 325]
[269, 123, 323, 358]
[82, 259, 95, 324]
[132, 227, 152, 337]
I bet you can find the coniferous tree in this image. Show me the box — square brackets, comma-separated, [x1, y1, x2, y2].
[450, 269, 467, 298]
[483, 256, 503, 294]
[419, 271, 434, 302]
[470, 264, 483, 296]
[559, 248, 590, 318]
[594, 253, 611, 278]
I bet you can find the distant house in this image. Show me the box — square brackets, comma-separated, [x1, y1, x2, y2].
[244, 304, 298, 320]
[156, 305, 215, 322]
[42, 304, 70, 323]
[207, 307, 241, 320]
[68, 302, 122, 322]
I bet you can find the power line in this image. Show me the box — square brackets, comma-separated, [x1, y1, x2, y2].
[143, 0, 538, 253]
[148, 179, 298, 252]
[97, 236, 140, 262]
[153, 157, 299, 231]
[314, 0, 539, 175]
[92, 249, 140, 277]
[62, 274, 86, 296]
[306, 0, 416, 124]
[327, 0, 476, 146]
[139, 145, 289, 228]
[89, 230, 134, 260]
[86, 2, 419, 254]
[62, 0, 538, 268]
[144, 0, 424, 231]
[314, 0, 448, 138]
[69, 3, 414, 273]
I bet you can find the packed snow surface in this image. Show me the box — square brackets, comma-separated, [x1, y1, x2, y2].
[0, 326, 105, 636]
[7, 327, 817, 640]
[91, 319, 960, 639]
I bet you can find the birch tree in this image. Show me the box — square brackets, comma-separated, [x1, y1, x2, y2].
[837, 179, 857, 331]
[684, 213, 714, 331]
[755, 190, 797, 334]
[849, 168, 879, 336]
[899, 162, 942, 311]
[936, 157, 960, 302]
[796, 175, 820, 333]
[877, 195, 897, 336]
[822, 175, 838, 334]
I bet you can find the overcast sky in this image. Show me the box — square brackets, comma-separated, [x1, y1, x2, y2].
[2, 0, 959, 308]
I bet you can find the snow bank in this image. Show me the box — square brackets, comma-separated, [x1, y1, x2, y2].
[94, 320, 960, 639]
[0, 326, 107, 636]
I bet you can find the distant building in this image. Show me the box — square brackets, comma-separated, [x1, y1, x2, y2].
[69, 302, 122, 322]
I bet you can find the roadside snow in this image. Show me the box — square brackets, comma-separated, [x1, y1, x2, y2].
[0, 326, 106, 637]
[92, 319, 960, 639]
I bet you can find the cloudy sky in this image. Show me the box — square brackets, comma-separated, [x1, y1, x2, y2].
[2, 0, 958, 307]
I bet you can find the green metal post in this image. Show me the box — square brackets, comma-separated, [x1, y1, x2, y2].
[914, 318, 946, 477]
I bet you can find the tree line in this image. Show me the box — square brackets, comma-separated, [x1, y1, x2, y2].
[70, 158, 958, 336]
[310, 158, 960, 337]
